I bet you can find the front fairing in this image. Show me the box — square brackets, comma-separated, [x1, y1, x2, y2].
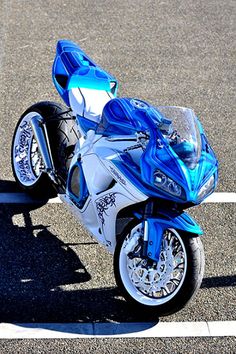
[98, 99, 218, 204]
[139, 107, 218, 204]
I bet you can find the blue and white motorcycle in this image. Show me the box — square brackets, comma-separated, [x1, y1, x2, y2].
[11, 40, 218, 316]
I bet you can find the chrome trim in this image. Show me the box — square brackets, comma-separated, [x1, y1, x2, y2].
[30, 115, 57, 183]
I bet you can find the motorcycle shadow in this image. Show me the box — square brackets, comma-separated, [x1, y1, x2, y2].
[0, 181, 159, 324]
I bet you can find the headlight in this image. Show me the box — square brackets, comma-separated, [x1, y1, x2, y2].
[154, 170, 185, 199]
[197, 175, 215, 201]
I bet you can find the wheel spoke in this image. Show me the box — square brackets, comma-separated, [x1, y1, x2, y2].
[124, 227, 187, 303]
[13, 113, 44, 186]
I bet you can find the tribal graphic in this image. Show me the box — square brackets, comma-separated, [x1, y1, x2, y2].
[96, 193, 116, 225]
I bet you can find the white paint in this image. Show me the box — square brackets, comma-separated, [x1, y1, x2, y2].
[0, 321, 235, 338]
[69, 88, 111, 124]
[203, 192, 236, 203]
[0, 192, 235, 204]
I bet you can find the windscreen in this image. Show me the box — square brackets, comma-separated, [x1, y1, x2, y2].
[157, 106, 202, 169]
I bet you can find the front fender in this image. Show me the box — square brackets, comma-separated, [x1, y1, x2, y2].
[145, 212, 203, 261]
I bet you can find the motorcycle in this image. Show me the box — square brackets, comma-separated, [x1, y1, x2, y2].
[11, 40, 218, 316]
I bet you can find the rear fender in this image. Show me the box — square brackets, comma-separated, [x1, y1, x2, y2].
[144, 212, 203, 262]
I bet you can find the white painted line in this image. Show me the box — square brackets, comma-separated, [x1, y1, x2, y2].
[203, 192, 236, 203]
[0, 321, 235, 338]
[0, 192, 235, 204]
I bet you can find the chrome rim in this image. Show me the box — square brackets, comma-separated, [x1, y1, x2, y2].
[13, 112, 44, 186]
[119, 224, 187, 306]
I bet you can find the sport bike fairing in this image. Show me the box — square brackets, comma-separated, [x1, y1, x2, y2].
[64, 140, 148, 253]
[96, 98, 218, 204]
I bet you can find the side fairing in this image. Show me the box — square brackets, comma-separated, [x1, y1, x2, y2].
[64, 137, 148, 253]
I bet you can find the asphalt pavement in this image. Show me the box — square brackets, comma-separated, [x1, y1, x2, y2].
[0, 0, 235, 353]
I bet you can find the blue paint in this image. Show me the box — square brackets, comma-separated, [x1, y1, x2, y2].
[99, 98, 218, 205]
[143, 211, 202, 262]
[52, 40, 118, 106]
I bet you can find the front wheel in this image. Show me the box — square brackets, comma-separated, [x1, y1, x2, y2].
[114, 223, 205, 316]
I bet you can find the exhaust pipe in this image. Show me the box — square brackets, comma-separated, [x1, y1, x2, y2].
[30, 114, 57, 183]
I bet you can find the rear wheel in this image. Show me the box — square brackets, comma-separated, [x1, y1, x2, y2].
[114, 223, 205, 316]
[11, 101, 79, 196]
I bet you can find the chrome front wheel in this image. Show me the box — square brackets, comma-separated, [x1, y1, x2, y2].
[114, 223, 204, 316]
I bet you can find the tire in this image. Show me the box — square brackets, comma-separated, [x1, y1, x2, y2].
[11, 101, 79, 197]
[114, 222, 205, 317]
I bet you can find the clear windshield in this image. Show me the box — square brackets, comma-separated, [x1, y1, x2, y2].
[157, 106, 201, 169]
